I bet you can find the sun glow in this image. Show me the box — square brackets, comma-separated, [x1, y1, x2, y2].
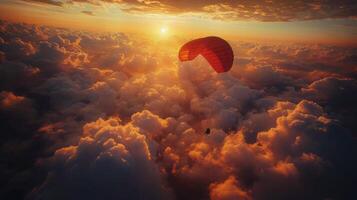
[160, 26, 168, 35]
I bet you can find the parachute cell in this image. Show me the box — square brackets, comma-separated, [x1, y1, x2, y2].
[178, 36, 234, 73]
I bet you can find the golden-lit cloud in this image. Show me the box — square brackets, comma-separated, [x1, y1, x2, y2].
[0, 20, 357, 199]
[27, 0, 357, 21]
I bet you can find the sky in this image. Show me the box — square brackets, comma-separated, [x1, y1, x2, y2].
[0, 1, 357, 200]
[1, 0, 357, 45]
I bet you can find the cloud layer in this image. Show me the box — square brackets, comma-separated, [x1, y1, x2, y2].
[26, 0, 357, 21]
[0, 20, 356, 199]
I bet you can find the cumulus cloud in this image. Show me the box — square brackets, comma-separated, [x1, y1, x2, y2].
[0, 91, 37, 137]
[210, 176, 251, 200]
[30, 116, 173, 200]
[0, 20, 356, 200]
[302, 77, 357, 135]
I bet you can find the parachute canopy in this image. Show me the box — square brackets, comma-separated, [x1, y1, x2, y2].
[178, 36, 234, 73]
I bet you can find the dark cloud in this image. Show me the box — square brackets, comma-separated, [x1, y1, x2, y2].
[302, 77, 357, 135]
[0, 20, 356, 200]
[81, 10, 95, 16]
[23, 0, 64, 7]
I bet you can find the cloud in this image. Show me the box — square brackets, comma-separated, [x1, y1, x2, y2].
[23, 0, 64, 7]
[29, 116, 173, 200]
[153, 99, 357, 199]
[69, 0, 357, 21]
[302, 77, 357, 135]
[0, 91, 37, 122]
[0, 20, 356, 199]
[18, 1, 357, 21]
[0, 60, 40, 91]
[210, 176, 251, 200]
[81, 10, 95, 16]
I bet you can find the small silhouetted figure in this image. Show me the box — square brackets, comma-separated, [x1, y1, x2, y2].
[205, 128, 211, 134]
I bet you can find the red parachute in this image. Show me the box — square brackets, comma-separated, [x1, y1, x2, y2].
[178, 36, 234, 73]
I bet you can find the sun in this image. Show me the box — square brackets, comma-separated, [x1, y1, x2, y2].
[157, 25, 172, 40]
[160, 26, 168, 35]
